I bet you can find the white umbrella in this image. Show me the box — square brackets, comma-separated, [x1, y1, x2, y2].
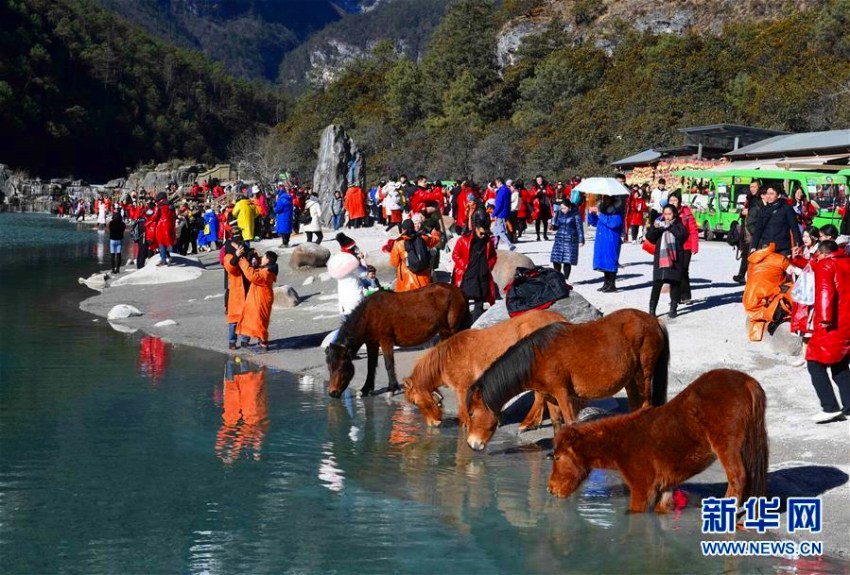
[572, 177, 630, 196]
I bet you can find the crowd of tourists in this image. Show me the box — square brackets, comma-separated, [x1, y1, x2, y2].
[64, 168, 850, 426]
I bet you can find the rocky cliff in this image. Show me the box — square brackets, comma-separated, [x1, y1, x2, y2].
[496, 0, 816, 64]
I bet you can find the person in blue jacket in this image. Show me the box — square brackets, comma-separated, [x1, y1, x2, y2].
[274, 185, 294, 247]
[197, 206, 219, 251]
[492, 177, 516, 251]
[550, 198, 584, 280]
[593, 194, 625, 292]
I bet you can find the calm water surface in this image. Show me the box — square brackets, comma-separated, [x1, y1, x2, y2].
[0, 214, 845, 574]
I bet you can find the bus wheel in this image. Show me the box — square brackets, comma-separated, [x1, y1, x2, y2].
[702, 222, 714, 241]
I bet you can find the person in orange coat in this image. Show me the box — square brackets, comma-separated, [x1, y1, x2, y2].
[234, 247, 278, 350]
[216, 358, 269, 463]
[223, 235, 250, 350]
[344, 185, 367, 228]
[389, 219, 440, 292]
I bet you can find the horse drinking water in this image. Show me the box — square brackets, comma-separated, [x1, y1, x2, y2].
[403, 309, 567, 427]
[547, 369, 768, 513]
[327, 283, 469, 397]
[465, 309, 669, 450]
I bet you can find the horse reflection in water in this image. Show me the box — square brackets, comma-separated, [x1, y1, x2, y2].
[137, 336, 169, 386]
[215, 357, 269, 464]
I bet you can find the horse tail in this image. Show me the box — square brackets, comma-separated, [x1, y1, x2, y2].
[469, 322, 565, 413]
[651, 321, 670, 406]
[742, 376, 769, 498]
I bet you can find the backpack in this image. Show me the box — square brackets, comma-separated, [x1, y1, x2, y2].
[298, 204, 313, 225]
[726, 220, 741, 247]
[130, 218, 145, 242]
[405, 234, 431, 273]
[505, 266, 571, 317]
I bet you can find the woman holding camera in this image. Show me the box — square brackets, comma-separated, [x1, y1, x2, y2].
[645, 204, 689, 318]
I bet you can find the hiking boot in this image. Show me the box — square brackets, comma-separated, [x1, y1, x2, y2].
[544, 235, 550, 241]
[812, 410, 846, 424]
[597, 281, 610, 292]
[668, 303, 678, 319]
[732, 275, 746, 285]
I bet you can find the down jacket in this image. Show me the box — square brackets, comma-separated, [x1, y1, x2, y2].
[806, 252, 850, 365]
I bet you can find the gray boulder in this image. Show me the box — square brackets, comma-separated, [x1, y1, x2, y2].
[273, 285, 301, 309]
[107, 304, 143, 320]
[289, 243, 331, 269]
[473, 294, 602, 329]
[312, 125, 364, 227]
[492, 250, 535, 293]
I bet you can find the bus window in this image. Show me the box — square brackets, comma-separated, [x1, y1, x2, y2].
[718, 191, 730, 211]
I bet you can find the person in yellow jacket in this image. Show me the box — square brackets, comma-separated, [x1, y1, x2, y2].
[232, 191, 259, 243]
[389, 218, 441, 292]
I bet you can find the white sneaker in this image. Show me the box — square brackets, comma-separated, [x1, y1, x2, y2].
[811, 410, 846, 424]
[790, 357, 806, 367]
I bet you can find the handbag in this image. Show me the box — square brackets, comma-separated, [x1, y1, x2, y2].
[641, 239, 656, 255]
[791, 264, 815, 305]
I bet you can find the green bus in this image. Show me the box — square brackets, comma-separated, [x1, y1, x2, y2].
[673, 168, 848, 241]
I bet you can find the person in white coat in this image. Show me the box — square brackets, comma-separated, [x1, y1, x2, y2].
[302, 191, 323, 244]
[382, 182, 403, 233]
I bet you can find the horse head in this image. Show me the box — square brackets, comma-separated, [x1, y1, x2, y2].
[403, 378, 444, 427]
[547, 425, 590, 499]
[326, 343, 354, 398]
[465, 384, 499, 451]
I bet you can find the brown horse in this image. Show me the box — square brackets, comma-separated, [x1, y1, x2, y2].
[403, 309, 567, 428]
[465, 309, 669, 450]
[327, 283, 469, 398]
[548, 369, 768, 513]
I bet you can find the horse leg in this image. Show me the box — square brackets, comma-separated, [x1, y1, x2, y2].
[454, 387, 469, 427]
[360, 342, 379, 396]
[712, 440, 748, 505]
[552, 387, 577, 424]
[625, 377, 644, 412]
[380, 340, 400, 394]
[518, 392, 547, 432]
[626, 480, 654, 513]
[550, 402, 563, 434]
[654, 489, 675, 514]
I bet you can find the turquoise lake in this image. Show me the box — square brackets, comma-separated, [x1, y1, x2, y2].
[0, 214, 845, 574]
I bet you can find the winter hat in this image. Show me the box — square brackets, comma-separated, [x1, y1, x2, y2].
[336, 232, 357, 254]
[155, 191, 167, 202]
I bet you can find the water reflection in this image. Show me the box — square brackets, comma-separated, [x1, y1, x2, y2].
[137, 336, 169, 385]
[215, 357, 268, 464]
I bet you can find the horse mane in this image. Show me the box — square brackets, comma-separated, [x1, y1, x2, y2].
[409, 334, 457, 390]
[335, 292, 376, 349]
[466, 322, 566, 414]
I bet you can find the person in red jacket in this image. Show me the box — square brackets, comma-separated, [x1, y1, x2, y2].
[626, 187, 647, 243]
[451, 213, 498, 322]
[410, 176, 443, 215]
[667, 192, 699, 304]
[153, 192, 176, 266]
[344, 184, 367, 228]
[805, 240, 850, 423]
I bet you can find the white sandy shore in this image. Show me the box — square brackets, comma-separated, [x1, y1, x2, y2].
[78, 224, 850, 559]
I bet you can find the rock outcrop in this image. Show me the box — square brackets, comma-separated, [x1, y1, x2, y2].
[312, 125, 364, 226]
[473, 293, 602, 330]
[273, 285, 301, 309]
[289, 243, 332, 269]
[491, 250, 535, 294]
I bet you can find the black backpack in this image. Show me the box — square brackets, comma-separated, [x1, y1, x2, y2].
[405, 234, 431, 273]
[298, 206, 313, 225]
[505, 266, 571, 317]
[130, 218, 145, 242]
[726, 220, 741, 247]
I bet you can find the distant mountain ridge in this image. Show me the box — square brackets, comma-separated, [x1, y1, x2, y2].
[95, 0, 408, 82]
